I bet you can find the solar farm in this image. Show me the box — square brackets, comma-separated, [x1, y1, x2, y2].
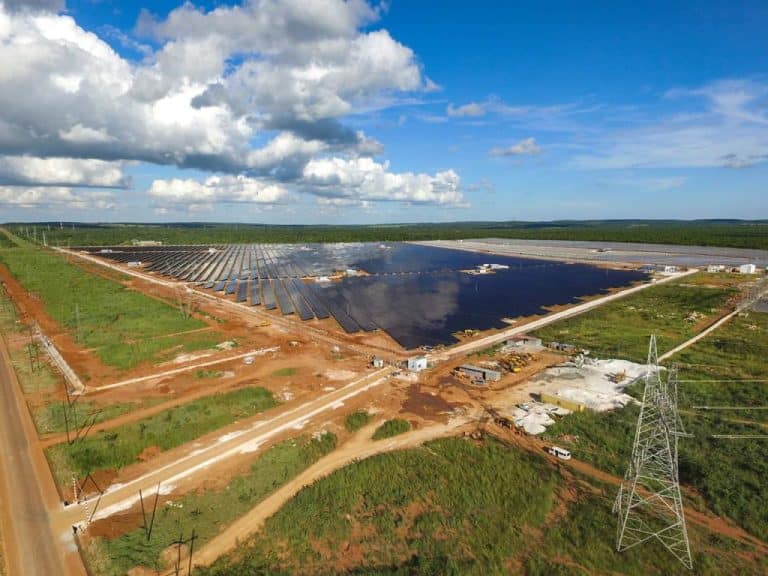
[77, 242, 650, 350]
[81, 243, 388, 333]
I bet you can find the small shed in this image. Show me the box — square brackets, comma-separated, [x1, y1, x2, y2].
[407, 356, 427, 372]
[505, 335, 543, 349]
[457, 364, 502, 383]
[549, 342, 577, 354]
[739, 264, 757, 274]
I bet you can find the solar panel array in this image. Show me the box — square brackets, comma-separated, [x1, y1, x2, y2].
[79, 244, 377, 334]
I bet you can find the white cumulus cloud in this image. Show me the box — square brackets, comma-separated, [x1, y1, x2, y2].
[0, 156, 128, 187]
[0, 186, 114, 209]
[0, 1, 458, 210]
[148, 175, 289, 206]
[301, 157, 466, 206]
[489, 137, 541, 156]
[446, 102, 486, 117]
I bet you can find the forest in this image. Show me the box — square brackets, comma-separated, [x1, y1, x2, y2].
[6, 219, 768, 249]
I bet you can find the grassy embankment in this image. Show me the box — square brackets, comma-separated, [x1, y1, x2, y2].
[533, 275, 768, 540]
[0, 237, 219, 373]
[46, 386, 278, 485]
[196, 437, 765, 575]
[84, 433, 337, 576]
[0, 285, 59, 394]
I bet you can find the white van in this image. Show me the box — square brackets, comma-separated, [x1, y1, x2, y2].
[548, 446, 571, 460]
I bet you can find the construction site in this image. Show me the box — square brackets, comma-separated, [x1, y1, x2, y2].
[1, 229, 767, 575]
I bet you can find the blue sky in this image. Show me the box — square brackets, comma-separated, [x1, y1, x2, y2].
[0, 0, 766, 223]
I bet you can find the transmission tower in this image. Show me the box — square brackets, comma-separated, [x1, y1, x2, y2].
[614, 335, 692, 569]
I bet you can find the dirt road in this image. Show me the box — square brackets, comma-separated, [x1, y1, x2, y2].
[188, 418, 468, 571]
[0, 335, 85, 575]
[90, 346, 278, 392]
[51, 367, 393, 533]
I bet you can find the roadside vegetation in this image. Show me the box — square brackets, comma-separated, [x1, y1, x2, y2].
[344, 410, 371, 432]
[196, 437, 764, 575]
[12, 220, 768, 250]
[195, 369, 225, 379]
[0, 245, 217, 372]
[372, 418, 410, 439]
[46, 386, 278, 483]
[0, 231, 16, 248]
[84, 432, 337, 576]
[0, 284, 61, 397]
[32, 398, 169, 435]
[542, 310, 768, 541]
[533, 275, 739, 361]
[271, 367, 297, 377]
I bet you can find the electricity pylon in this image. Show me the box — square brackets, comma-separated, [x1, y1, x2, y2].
[614, 335, 692, 569]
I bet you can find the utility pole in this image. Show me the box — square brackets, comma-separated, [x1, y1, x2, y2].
[139, 483, 161, 542]
[614, 335, 692, 569]
[75, 303, 82, 343]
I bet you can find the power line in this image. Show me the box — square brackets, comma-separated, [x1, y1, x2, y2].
[690, 406, 768, 410]
[710, 435, 768, 439]
[679, 379, 768, 383]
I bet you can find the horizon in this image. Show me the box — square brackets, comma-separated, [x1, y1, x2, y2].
[5, 218, 768, 226]
[0, 1, 766, 223]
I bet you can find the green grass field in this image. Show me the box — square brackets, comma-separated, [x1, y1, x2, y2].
[542, 310, 768, 541]
[0, 246, 215, 371]
[196, 437, 764, 575]
[372, 418, 411, 439]
[46, 386, 278, 482]
[533, 275, 739, 361]
[85, 432, 337, 576]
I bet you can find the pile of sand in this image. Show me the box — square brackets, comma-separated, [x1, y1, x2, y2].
[511, 404, 570, 435]
[501, 358, 648, 435]
[531, 358, 646, 412]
